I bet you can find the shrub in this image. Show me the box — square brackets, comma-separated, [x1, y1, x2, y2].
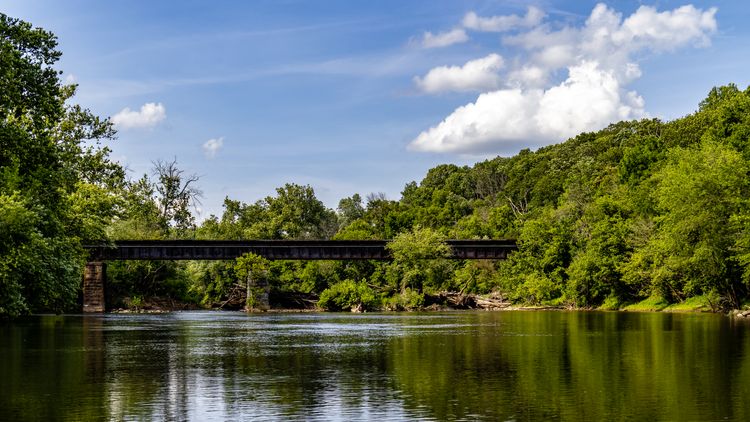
[385, 288, 425, 311]
[318, 279, 378, 312]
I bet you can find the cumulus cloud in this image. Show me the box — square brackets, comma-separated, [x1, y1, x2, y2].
[414, 54, 504, 93]
[111, 102, 166, 130]
[410, 62, 645, 154]
[507, 65, 547, 89]
[463, 6, 544, 32]
[503, 3, 718, 83]
[410, 3, 718, 154]
[203, 137, 224, 158]
[612, 4, 717, 50]
[537, 62, 644, 139]
[420, 28, 469, 48]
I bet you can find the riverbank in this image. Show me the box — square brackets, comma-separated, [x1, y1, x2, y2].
[110, 295, 202, 313]
[612, 294, 750, 317]
[108, 291, 750, 317]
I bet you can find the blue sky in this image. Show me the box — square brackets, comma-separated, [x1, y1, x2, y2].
[4, 0, 750, 218]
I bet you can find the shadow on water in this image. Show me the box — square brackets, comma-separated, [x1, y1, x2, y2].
[1, 311, 749, 420]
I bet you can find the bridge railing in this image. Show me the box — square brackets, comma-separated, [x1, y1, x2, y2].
[83, 239, 518, 261]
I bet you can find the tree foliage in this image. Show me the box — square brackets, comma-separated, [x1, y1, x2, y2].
[4, 11, 750, 314]
[114, 83, 750, 312]
[386, 226, 453, 298]
[0, 13, 125, 317]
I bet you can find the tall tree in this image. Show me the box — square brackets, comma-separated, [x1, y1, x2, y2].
[0, 13, 124, 317]
[152, 158, 202, 236]
[337, 193, 364, 228]
[261, 183, 337, 239]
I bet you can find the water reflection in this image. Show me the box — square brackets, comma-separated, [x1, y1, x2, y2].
[1, 311, 749, 421]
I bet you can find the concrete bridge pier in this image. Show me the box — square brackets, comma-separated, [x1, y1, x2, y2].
[246, 271, 270, 312]
[83, 262, 106, 313]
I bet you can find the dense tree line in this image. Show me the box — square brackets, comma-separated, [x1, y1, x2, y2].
[185, 84, 750, 313]
[2, 13, 750, 317]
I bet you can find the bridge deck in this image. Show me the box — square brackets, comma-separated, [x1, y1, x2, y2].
[84, 240, 517, 261]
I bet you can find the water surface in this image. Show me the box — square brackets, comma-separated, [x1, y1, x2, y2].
[1, 311, 748, 421]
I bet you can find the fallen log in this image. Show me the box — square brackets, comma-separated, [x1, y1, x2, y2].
[431, 292, 512, 310]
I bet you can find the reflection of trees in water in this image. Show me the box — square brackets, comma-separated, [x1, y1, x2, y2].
[196, 326, 399, 419]
[2, 313, 750, 420]
[387, 312, 750, 421]
[0, 316, 110, 420]
[99, 321, 170, 419]
[103, 316, 406, 419]
[732, 319, 750, 420]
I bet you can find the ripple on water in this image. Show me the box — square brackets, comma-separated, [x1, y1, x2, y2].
[1, 310, 747, 421]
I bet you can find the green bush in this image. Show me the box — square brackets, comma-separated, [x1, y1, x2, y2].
[386, 288, 425, 311]
[516, 272, 559, 305]
[318, 279, 378, 312]
[600, 294, 621, 310]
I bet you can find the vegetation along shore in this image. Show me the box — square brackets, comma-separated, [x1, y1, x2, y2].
[3, 13, 750, 318]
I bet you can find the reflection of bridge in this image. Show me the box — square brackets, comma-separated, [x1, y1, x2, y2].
[82, 240, 517, 312]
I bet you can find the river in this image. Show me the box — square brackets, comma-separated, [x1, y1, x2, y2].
[1, 311, 749, 421]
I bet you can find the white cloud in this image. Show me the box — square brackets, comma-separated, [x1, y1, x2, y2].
[420, 28, 469, 48]
[410, 62, 645, 154]
[463, 6, 544, 32]
[111, 102, 166, 130]
[64, 74, 76, 85]
[507, 65, 547, 89]
[536, 62, 644, 139]
[410, 3, 717, 154]
[203, 137, 224, 158]
[613, 4, 717, 50]
[502, 26, 578, 51]
[532, 44, 575, 69]
[414, 54, 504, 93]
[503, 3, 718, 82]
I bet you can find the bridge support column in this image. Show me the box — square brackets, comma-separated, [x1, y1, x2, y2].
[245, 271, 270, 312]
[83, 262, 106, 313]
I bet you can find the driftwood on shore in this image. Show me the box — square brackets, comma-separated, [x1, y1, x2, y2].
[431, 292, 512, 310]
[214, 283, 247, 309]
[211, 285, 319, 311]
[216, 288, 512, 311]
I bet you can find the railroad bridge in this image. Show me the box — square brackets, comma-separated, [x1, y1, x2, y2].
[82, 239, 517, 312]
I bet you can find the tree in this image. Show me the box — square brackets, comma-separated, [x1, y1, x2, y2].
[258, 183, 336, 239]
[0, 14, 63, 126]
[152, 158, 202, 236]
[105, 161, 202, 304]
[567, 196, 632, 307]
[386, 226, 452, 294]
[337, 193, 364, 228]
[0, 13, 124, 317]
[318, 279, 377, 312]
[628, 141, 749, 307]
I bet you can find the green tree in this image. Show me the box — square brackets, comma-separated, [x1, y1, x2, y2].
[337, 193, 364, 228]
[186, 83, 750, 312]
[567, 196, 632, 307]
[629, 141, 749, 306]
[496, 207, 572, 305]
[318, 279, 377, 312]
[386, 226, 452, 295]
[0, 14, 124, 317]
[263, 183, 337, 239]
